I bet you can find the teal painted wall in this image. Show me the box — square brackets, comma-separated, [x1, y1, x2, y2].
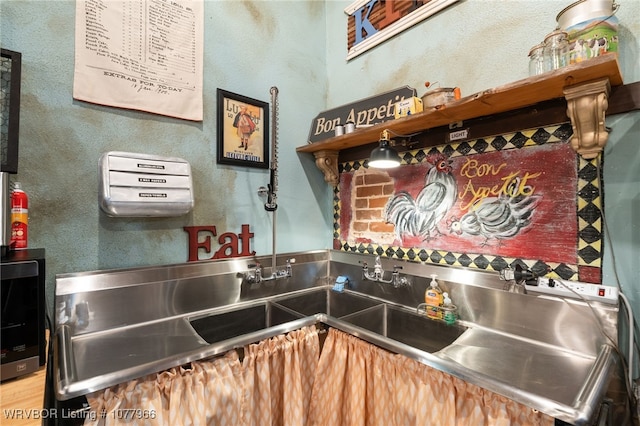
[1, 1, 333, 307]
[324, 0, 639, 309]
[2, 1, 638, 322]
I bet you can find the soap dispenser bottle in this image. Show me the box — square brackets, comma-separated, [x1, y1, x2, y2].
[425, 274, 444, 319]
[442, 292, 456, 325]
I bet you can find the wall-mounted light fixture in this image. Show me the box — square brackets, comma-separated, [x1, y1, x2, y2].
[368, 129, 401, 169]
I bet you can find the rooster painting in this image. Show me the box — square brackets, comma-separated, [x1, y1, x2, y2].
[385, 153, 457, 241]
[448, 177, 540, 245]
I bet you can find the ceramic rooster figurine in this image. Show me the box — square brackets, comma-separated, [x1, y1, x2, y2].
[385, 153, 457, 241]
[448, 177, 540, 244]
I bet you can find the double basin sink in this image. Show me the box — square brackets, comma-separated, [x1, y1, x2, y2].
[188, 288, 617, 424]
[58, 286, 468, 402]
[189, 287, 468, 354]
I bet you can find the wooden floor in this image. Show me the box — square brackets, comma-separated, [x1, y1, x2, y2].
[0, 366, 47, 426]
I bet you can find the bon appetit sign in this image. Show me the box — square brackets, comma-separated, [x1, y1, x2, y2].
[308, 86, 416, 143]
[345, 0, 460, 60]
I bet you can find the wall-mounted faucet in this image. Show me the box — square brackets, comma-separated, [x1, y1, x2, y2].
[246, 262, 263, 285]
[499, 264, 539, 294]
[274, 257, 295, 279]
[361, 256, 410, 288]
[245, 258, 295, 285]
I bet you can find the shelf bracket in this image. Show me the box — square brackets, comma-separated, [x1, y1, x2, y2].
[563, 78, 611, 159]
[313, 150, 339, 186]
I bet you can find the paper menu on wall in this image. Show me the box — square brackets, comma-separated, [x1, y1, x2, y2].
[73, 0, 203, 121]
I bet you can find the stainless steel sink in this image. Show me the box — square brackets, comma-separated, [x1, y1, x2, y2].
[341, 304, 468, 353]
[274, 288, 381, 318]
[190, 289, 464, 353]
[189, 288, 380, 345]
[189, 302, 302, 344]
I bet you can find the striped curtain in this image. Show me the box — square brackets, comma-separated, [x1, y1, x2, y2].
[308, 328, 555, 426]
[241, 327, 319, 425]
[85, 326, 553, 425]
[84, 326, 319, 426]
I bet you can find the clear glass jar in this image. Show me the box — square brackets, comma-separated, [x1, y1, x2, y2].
[528, 43, 546, 76]
[543, 30, 569, 71]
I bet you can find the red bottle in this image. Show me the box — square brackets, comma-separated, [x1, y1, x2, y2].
[10, 182, 28, 249]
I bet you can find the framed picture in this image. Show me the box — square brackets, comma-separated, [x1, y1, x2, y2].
[1, 48, 22, 173]
[217, 89, 269, 169]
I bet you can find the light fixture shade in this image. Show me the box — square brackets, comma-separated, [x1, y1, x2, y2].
[369, 140, 401, 168]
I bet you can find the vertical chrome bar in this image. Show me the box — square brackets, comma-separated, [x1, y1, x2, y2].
[269, 87, 279, 271]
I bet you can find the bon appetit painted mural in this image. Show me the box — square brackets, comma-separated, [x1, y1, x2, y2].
[335, 124, 604, 283]
[384, 147, 574, 260]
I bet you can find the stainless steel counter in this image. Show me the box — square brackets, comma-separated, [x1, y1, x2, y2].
[54, 250, 620, 425]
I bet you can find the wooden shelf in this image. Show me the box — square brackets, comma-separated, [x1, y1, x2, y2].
[297, 55, 623, 154]
[297, 55, 623, 186]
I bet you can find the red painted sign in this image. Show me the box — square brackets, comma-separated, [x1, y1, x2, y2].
[183, 224, 255, 262]
[340, 142, 578, 264]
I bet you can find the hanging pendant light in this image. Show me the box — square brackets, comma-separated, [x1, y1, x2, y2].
[369, 129, 401, 169]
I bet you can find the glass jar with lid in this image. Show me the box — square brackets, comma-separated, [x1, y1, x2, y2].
[528, 43, 546, 76]
[543, 30, 569, 71]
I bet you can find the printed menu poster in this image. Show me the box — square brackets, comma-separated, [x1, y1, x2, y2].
[73, 0, 203, 121]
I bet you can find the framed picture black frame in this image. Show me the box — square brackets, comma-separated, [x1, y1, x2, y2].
[216, 89, 269, 169]
[1, 48, 22, 174]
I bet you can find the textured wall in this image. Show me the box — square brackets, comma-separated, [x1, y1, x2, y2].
[1, 1, 332, 307]
[325, 0, 640, 315]
[326, 0, 640, 104]
[2, 1, 639, 318]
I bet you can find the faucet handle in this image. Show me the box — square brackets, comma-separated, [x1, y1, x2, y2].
[245, 262, 263, 285]
[499, 267, 515, 281]
[500, 265, 537, 283]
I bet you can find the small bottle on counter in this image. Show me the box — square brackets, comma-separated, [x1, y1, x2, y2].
[442, 292, 456, 325]
[10, 182, 28, 249]
[425, 274, 444, 320]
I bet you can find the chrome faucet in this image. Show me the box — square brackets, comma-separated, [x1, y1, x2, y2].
[286, 258, 295, 276]
[362, 256, 410, 288]
[246, 262, 263, 285]
[274, 258, 295, 279]
[245, 258, 295, 285]
[362, 256, 385, 281]
[391, 266, 410, 288]
[499, 265, 538, 294]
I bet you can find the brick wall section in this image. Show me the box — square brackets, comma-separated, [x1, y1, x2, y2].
[351, 169, 396, 243]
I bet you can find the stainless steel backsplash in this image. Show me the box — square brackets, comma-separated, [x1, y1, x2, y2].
[55, 249, 618, 357]
[328, 250, 618, 356]
[55, 250, 329, 336]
